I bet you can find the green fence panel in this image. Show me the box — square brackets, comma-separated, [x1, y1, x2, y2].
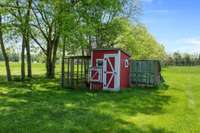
[130, 60, 162, 87]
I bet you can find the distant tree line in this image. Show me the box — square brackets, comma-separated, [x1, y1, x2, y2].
[165, 52, 200, 66]
[0, 45, 58, 63]
[0, 46, 19, 62]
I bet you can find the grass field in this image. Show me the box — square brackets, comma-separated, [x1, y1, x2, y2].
[0, 63, 200, 133]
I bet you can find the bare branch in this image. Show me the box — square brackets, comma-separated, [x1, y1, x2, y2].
[0, 3, 26, 9]
[30, 33, 47, 55]
[32, 9, 48, 40]
[33, 2, 51, 27]
[16, 0, 22, 19]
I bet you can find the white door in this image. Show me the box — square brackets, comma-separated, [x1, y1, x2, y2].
[103, 54, 120, 91]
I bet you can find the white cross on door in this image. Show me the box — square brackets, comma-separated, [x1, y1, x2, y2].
[103, 54, 120, 91]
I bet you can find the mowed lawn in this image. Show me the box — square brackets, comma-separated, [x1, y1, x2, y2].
[0, 63, 200, 133]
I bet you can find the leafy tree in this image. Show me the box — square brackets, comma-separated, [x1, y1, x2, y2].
[65, 0, 140, 55]
[5, 0, 33, 80]
[116, 20, 166, 60]
[0, 1, 13, 81]
[183, 53, 191, 66]
[165, 55, 174, 66]
[30, 0, 62, 78]
[173, 52, 182, 66]
[0, 14, 12, 81]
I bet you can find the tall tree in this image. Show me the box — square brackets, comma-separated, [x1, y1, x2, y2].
[31, 0, 60, 78]
[173, 52, 182, 66]
[0, 14, 12, 81]
[63, 0, 140, 55]
[7, 0, 33, 80]
[183, 53, 191, 66]
[25, 0, 32, 78]
[116, 20, 166, 60]
[83, 0, 138, 48]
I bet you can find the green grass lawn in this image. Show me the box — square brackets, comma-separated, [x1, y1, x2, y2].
[0, 63, 200, 133]
[0, 62, 60, 76]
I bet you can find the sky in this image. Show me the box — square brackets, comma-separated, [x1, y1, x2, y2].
[140, 0, 200, 54]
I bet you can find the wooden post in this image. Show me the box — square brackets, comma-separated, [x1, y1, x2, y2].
[83, 59, 86, 81]
[81, 58, 83, 80]
[77, 58, 79, 88]
[67, 58, 70, 86]
[129, 60, 133, 87]
[70, 58, 74, 88]
[85, 59, 89, 81]
[61, 44, 66, 88]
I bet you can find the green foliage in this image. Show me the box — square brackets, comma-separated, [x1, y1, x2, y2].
[1, 0, 167, 79]
[58, 0, 140, 54]
[1, 0, 141, 60]
[116, 19, 166, 60]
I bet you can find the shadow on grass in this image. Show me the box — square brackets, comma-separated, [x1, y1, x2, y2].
[0, 75, 172, 133]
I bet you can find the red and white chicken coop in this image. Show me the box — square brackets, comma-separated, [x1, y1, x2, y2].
[89, 48, 130, 91]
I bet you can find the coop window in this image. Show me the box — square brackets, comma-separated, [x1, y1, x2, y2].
[125, 59, 129, 68]
[96, 59, 103, 67]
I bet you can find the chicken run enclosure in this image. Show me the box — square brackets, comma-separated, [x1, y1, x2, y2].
[61, 49, 163, 90]
[61, 56, 91, 88]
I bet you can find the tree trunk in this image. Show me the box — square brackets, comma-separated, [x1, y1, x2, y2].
[87, 36, 92, 56]
[81, 48, 85, 56]
[45, 30, 59, 79]
[21, 36, 25, 81]
[25, 0, 32, 78]
[61, 41, 66, 87]
[46, 40, 53, 78]
[0, 15, 12, 81]
[46, 43, 54, 78]
[46, 59, 56, 79]
[52, 37, 59, 78]
[26, 37, 32, 78]
[46, 61, 53, 78]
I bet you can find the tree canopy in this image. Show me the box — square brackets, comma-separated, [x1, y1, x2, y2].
[116, 19, 166, 60]
[0, 0, 168, 80]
